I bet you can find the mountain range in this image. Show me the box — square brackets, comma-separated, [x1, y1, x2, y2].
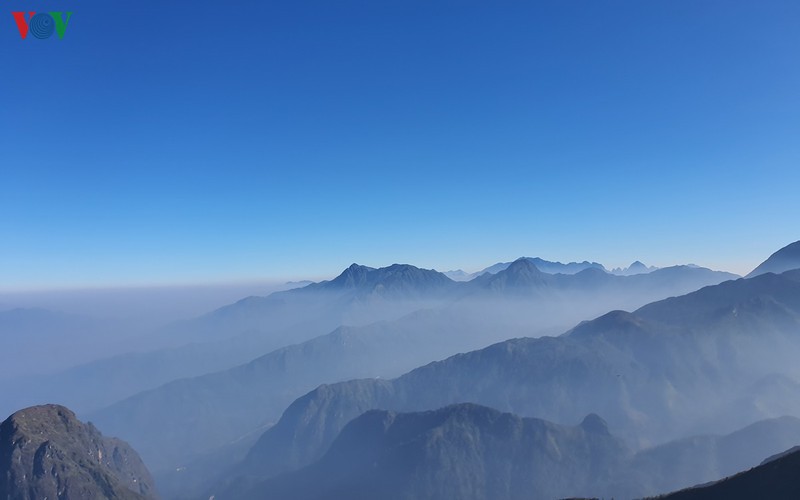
[445, 257, 609, 281]
[446, 257, 667, 281]
[85, 259, 736, 484]
[3, 242, 800, 499]
[229, 268, 800, 493]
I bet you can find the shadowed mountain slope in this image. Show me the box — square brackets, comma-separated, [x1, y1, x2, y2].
[747, 240, 800, 278]
[215, 405, 800, 500]
[219, 404, 628, 500]
[652, 446, 800, 500]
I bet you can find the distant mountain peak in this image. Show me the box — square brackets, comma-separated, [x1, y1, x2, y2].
[747, 240, 800, 278]
[495, 258, 547, 286]
[328, 263, 376, 287]
[346, 263, 373, 273]
[581, 413, 610, 435]
[321, 263, 454, 296]
[612, 260, 658, 276]
[508, 256, 543, 273]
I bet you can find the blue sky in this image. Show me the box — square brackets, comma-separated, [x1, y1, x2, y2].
[1, 0, 799, 289]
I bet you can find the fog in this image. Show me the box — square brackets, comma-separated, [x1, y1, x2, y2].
[0, 280, 303, 327]
[0, 262, 736, 416]
[0, 281, 308, 380]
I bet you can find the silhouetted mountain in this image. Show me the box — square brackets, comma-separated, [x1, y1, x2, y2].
[747, 240, 800, 278]
[762, 445, 800, 464]
[652, 447, 800, 500]
[0, 405, 157, 500]
[217, 404, 629, 500]
[613, 416, 800, 498]
[236, 270, 800, 485]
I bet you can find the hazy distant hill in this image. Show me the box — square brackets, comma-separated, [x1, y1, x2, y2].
[89, 309, 533, 476]
[0, 308, 141, 380]
[747, 240, 800, 278]
[220, 404, 628, 500]
[235, 270, 800, 486]
[443, 269, 472, 280]
[0, 405, 157, 500]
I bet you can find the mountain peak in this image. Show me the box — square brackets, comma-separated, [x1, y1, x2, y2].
[323, 263, 453, 295]
[4, 404, 78, 434]
[580, 413, 610, 435]
[345, 263, 373, 274]
[491, 258, 547, 288]
[0, 404, 157, 499]
[565, 310, 648, 339]
[507, 257, 543, 274]
[328, 263, 376, 287]
[612, 260, 657, 276]
[747, 240, 800, 278]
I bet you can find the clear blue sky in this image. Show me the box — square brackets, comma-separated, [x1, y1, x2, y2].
[1, 0, 798, 289]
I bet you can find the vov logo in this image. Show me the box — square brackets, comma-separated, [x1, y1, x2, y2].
[12, 12, 72, 39]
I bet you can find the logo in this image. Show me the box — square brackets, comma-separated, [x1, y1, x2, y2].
[12, 12, 72, 39]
